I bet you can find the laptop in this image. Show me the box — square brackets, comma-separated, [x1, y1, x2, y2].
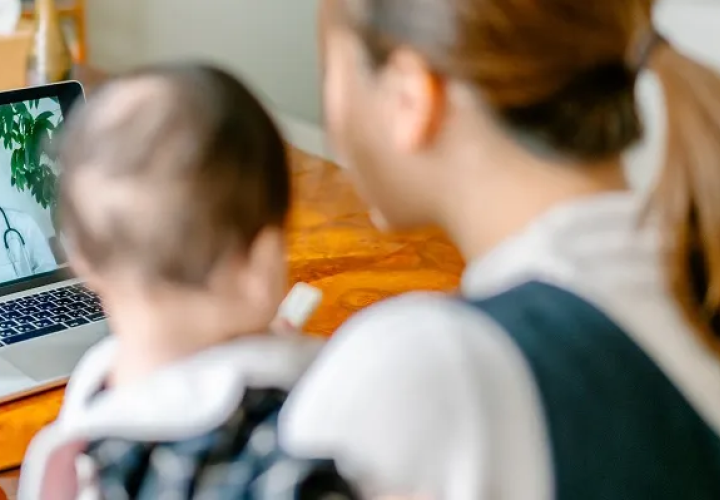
[0, 81, 108, 403]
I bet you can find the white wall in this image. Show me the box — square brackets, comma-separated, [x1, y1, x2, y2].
[625, 0, 720, 192]
[0, 98, 60, 239]
[87, 0, 330, 159]
[85, 0, 720, 177]
[87, 0, 323, 124]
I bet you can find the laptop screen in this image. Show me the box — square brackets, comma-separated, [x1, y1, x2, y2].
[0, 97, 67, 288]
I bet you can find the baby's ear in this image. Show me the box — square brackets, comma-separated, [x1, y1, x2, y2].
[242, 227, 287, 308]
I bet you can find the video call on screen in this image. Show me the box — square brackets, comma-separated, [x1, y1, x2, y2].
[0, 98, 66, 286]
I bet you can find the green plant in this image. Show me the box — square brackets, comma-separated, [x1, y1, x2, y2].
[0, 98, 60, 214]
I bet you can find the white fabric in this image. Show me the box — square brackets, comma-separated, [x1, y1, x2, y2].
[279, 192, 720, 499]
[0, 0, 21, 35]
[18, 334, 324, 500]
[0, 207, 57, 284]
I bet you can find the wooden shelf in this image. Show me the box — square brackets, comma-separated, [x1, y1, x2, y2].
[21, 0, 80, 15]
[19, 0, 86, 62]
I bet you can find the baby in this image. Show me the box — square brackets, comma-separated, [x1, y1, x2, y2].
[18, 64, 358, 500]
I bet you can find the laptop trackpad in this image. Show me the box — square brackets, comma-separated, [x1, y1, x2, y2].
[1, 326, 107, 382]
[0, 357, 36, 400]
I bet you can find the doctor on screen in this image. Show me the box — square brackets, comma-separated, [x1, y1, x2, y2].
[0, 206, 57, 283]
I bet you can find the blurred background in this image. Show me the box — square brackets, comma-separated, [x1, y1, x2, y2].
[87, 0, 330, 158]
[1, 0, 719, 187]
[90, 0, 720, 193]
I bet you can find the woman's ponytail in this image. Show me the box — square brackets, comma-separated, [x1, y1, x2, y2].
[646, 40, 720, 354]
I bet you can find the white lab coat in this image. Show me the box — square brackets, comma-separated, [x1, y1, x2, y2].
[0, 208, 57, 284]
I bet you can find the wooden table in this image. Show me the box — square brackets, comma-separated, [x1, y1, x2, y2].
[0, 68, 463, 498]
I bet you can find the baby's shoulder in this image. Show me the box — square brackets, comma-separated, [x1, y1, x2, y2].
[60, 337, 116, 416]
[87, 386, 358, 499]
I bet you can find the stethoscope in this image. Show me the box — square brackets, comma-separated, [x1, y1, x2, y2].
[1, 206, 29, 278]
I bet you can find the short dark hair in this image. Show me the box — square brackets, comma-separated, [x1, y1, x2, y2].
[58, 63, 290, 285]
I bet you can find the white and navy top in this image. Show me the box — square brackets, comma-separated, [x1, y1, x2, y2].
[18, 335, 360, 500]
[279, 192, 720, 499]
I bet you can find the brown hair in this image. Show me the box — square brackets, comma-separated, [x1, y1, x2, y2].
[58, 64, 290, 286]
[337, 0, 720, 352]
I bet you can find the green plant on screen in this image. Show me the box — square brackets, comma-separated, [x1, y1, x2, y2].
[0, 97, 60, 218]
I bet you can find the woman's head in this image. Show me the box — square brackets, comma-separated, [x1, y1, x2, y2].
[321, 0, 720, 352]
[321, 0, 653, 230]
[59, 64, 291, 335]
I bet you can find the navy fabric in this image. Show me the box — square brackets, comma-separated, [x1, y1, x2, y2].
[467, 281, 720, 500]
[84, 388, 358, 500]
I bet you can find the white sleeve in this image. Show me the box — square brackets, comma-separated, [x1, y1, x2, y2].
[279, 294, 487, 498]
[24, 217, 57, 274]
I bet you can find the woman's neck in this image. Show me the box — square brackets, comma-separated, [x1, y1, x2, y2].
[437, 150, 628, 262]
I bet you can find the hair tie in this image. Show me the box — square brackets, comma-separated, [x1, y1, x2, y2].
[630, 28, 667, 73]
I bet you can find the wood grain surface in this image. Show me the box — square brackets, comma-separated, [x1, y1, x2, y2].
[0, 67, 463, 496]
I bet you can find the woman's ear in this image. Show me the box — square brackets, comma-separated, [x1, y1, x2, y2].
[384, 48, 446, 152]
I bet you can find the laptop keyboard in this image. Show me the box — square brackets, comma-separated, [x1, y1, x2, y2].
[0, 284, 106, 346]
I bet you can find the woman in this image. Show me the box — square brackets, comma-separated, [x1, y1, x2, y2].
[280, 0, 720, 499]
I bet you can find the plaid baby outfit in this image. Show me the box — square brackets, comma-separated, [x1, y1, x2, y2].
[18, 335, 356, 500]
[82, 388, 357, 499]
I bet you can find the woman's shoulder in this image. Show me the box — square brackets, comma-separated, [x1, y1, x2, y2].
[319, 290, 533, 362]
[278, 291, 549, 494]
[298, 291, 515, 388]
[332, 290, 495, 341]
[286, 289, 527, 389]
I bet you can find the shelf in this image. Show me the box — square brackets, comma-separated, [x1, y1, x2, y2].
[18, 0, 86, 63]
[21, 0, 80, 15]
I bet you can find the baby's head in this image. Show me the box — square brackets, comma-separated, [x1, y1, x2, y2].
[58, 64, 290, 341]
